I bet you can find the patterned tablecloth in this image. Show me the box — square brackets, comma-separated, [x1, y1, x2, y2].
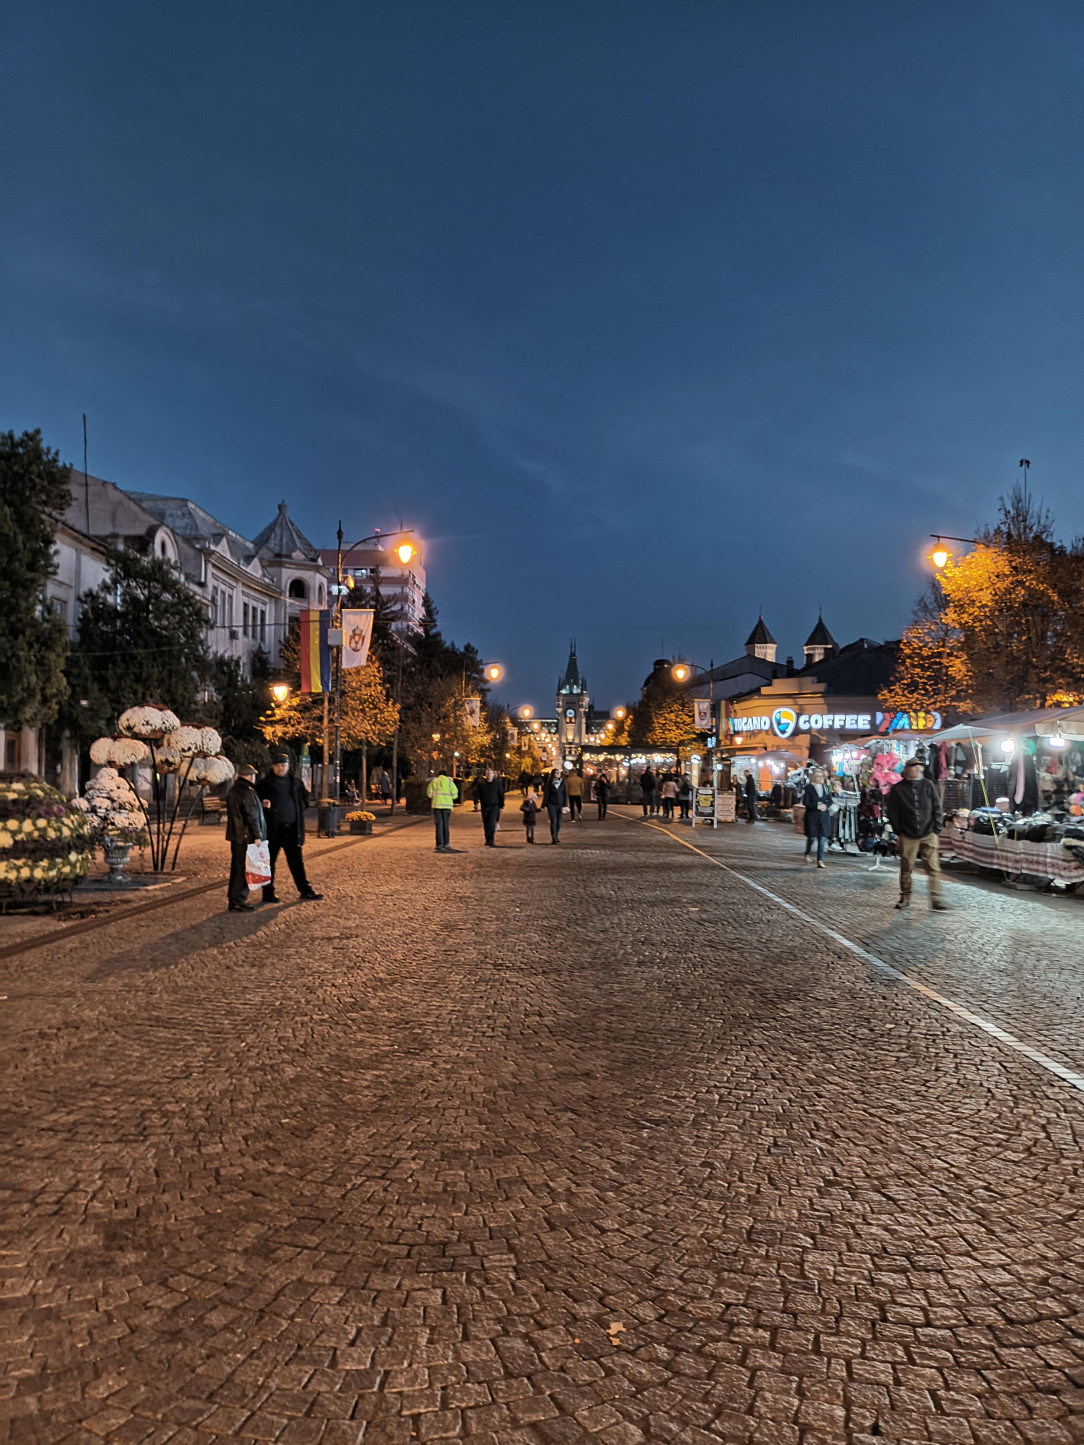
[946, 826, 1084, 882]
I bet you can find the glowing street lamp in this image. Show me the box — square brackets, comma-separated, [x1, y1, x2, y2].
[484, 663, 504, 683]
[671, 663, 691, 683]
[396, 541, 415, 565]
[271, 683, 290, 704]
[613, 707, 626, 721]
[927, 533, 979, 570]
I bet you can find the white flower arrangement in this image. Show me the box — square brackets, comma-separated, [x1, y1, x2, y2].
[79, 768, 147, 844]
[152, 747, 183, 774]
[189, 755, 235, 786]
[169, 725, 205, 757]
[117, 705, 181, 739]
[199, 728, 222, 756]
[89, 736, 152, 767]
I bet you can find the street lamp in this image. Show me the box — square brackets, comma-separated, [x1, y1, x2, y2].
[613, 707, 626, 721]
[271, 682, 290, 704]
[484, 663, 504, 684]
[927, 533, 979, 569]
[327, 520, 417, 805]
[519, 705, 533, 718]
[672, 658, 717, 797]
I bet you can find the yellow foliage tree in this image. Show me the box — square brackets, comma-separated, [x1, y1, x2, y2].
[884, 488, 1084, 714]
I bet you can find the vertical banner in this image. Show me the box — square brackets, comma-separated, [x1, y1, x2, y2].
[464, 698, 481, 726]
[693, 699, 712, 731]
[299, 609, 331, 694]
[341, 609, 374, 670]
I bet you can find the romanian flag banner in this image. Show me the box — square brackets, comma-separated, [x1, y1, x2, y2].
[299, 609, 331, 694]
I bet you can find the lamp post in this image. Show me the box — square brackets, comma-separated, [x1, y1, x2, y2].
[927, 533, 980, 569]
[327, 521, 416, 806]
[672, 657, 716, 744]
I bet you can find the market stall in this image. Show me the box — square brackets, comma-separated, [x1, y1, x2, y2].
[927, 708, 1084, 890]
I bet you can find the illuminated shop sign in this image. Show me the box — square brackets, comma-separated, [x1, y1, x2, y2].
[728, 708, 942, 738]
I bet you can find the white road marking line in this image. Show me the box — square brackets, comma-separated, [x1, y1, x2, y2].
[635, 821, 1084, 1098]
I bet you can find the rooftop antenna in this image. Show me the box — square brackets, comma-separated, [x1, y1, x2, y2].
[82, 413, 90, 533]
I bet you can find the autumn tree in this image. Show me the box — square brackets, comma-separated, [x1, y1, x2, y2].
[66, 546, 210, 738]
[884, 487, 1084, 714]
[627, 661, 697, 750]
[0, 429, 72, 730]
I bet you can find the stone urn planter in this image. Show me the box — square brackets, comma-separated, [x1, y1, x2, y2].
[102, 837, 134, 884]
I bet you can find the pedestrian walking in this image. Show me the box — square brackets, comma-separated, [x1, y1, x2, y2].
[802, 767, 833, 868]
[677, 772, 692, 820]
[378, 767, 392, 806]
[660, 773, 678, 820]
[595, 772, 610, 820]
[743, 772, 758, 822]
[469, 773, 482, 812]
[476, 766, 505, 846]
[426, 768, 458, 851]
[640, 767, 656, 817]
[225, 763, 266, 913]
[886, 757, 948, 910]
[520, 788, 539, 843]
[566, 766, 584, 819]
[542, 768, 567, 844]
[258, 751, 323, 902]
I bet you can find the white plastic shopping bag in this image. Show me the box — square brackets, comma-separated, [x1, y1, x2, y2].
[245, 840, 272, 888]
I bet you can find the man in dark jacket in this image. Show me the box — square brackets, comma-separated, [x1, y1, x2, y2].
[258, 750, 323, 902]
[639, 768, 655, 817]
[476, 767, 505, 847]
[225, 763, 267, 912]
[542, 769, 567, 843]
[886, 757, 947, 910]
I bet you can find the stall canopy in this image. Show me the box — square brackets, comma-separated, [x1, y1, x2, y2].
[926, 708, 1081, 744]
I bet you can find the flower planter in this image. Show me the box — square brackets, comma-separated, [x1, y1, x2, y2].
[102, 837, 134, 884]
[348, 820, 373, 836]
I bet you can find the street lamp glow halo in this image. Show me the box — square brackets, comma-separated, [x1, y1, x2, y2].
[483, 663, 504, 683]
[271, 683, 290, 704]
[396, 542, 414, 564]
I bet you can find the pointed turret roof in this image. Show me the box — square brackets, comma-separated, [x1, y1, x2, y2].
[557, 640, 587, 695]
[744, 614, 776, 648]
[253, 501, 319, 562]
[805, 613, 837, 649]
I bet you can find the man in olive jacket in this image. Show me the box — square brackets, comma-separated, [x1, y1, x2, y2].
[258, 750, 322, 902]
[886, 757, 947, 910]
[225, 763, 267, 912]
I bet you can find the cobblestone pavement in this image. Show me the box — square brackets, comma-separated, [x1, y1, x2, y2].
[2, 805, 1083, 1444]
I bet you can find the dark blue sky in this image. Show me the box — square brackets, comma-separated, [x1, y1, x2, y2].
[4, 2, 1083, 712]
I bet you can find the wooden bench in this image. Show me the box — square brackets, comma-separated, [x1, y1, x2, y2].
[200, 796, 226, 826]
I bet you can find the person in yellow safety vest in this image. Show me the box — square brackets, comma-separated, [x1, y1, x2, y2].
[426, 769, 459, 852]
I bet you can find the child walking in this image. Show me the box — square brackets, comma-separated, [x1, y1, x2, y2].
[520, 789, 539, 844]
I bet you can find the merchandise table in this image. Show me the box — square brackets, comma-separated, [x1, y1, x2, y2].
[945, 825, 1084, 883]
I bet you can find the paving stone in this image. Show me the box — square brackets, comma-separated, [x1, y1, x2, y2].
[3, 812, 1084, 1441]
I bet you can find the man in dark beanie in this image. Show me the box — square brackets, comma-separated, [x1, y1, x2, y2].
[258, 749, 323, 903]
[225, 763, 266, 912]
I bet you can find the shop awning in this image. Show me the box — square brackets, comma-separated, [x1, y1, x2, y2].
[1034, 707, 1084, 740]
[925, 708, 1076, 744]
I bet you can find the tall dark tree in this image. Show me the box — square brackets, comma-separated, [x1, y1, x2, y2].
[0, 429, 71, 729]
[66, 547, 210, 737]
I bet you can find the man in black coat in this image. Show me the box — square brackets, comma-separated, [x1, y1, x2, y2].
[225, 763, 267, 912]
[886, 757, 947, 910]
[743, 771, 758, 822]
[258, 750, 323, 902]
[476, 767, 505, 847]
[542, 769, 567, 844]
